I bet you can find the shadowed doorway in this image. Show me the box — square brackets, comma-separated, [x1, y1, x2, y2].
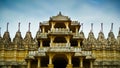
[53, 55, 68, 68]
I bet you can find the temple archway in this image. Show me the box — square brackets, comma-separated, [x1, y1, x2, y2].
[53, 54, 68, 68]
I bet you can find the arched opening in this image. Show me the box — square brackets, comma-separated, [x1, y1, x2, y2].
[83, 59, 90, 68]
[54, 23, 66, 28]
[53, 54, 68, 68]
[72, 57, 80, 67]
[54, 37, 66, 43]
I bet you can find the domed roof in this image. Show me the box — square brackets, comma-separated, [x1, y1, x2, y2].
[50, 12, 71, 21]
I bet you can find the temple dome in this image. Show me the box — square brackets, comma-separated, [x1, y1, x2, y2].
[50, 12, 71, 21]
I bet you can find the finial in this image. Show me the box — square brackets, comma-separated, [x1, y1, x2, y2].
[28, 22, 31, 32]
[0, 27, 1, 37]
[58, 11, 62, 15]
[118, 27, 120, 36]
[7, 22, 9, 32]
[110, 23, 113, 32]
[119, 27, 120, 31]
[101, 23, 103, 32]
[18, 22, 20, 32]
[91, 23, 93, 32]
[39, 22, 41, 31]
[81, 23, 83, 31]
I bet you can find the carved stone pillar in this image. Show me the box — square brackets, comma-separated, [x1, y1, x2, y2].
[42, 27, 45, 33]
[79, 57, 83, 68]
[40, 40, 43, 48]
[78, 40, 81, 47]
[66, 54, 73, 68]
[90, 60, 93, 68]
[27, 60, 31, 68]
[65, 22, 69, 30]
[37, 58, 41, 68]
[48, 54, 54, 68]
[65, 36, 70, 47]
[76, 26, 78, 34]
[8, 65, 12, 68]
[51, 22, 55, 31]
[50, 36, 55, 47]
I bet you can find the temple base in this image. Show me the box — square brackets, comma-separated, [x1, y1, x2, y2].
[48, 64, 54, 68]
[66, 64, 73, 68]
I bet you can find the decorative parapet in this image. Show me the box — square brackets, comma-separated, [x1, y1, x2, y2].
[48, 47, 71, 52]
[48, 28, 72, 34]
[50, 43, 70, 47]
[38, 33, 48, 38]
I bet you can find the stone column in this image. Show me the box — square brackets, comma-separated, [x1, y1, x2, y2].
[76, 26, 78, 33]
[78, 40, 81, 47]
[65, 36, 70, 47]
[67, 55, 72, 68]
[8, 65, 12, 68]
[80, 57, 83, 68]
[65, 22, 69, 30]
[51, 22, 55, 31]
[27, 60, 31, 68]
[90, 60, 93, 68]
[50, 36, 55, 47]
[37, 58, 41, 68]
[42, 27, 45, 33]
[48, 54, 54, 68]
[40, 40, 43, 48]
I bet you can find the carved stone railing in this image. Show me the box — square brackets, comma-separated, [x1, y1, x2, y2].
[39, 33, 47, 38]
[50, 43, 70, 47]
[82, 51, 92, 56]
[48, 28, 72, 34]
[73, 33, 84, 39]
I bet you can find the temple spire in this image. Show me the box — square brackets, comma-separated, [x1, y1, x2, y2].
[7, 22, 9, 32]
[101, 23, 103, 32]
[118, 27, 120, 36]
[28, 22, 31, 32]
[110, 23, 113, 32]
[18, 22, 20, 32]
[90, 23, 93, 32]
[0, 27, 1, 37]
[58, 11, 62, 16]
[81, 23, 83, 31]
[39, 22, 41, 31]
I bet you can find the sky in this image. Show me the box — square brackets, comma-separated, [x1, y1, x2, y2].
[0, 0, 120, 40]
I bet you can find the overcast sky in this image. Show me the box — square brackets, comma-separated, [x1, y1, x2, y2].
[0, 0, 120, 39]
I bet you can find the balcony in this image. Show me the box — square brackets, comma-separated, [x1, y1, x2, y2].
[38, 33, 47, 38]
[50, 43, 70, 47]
[48, 28, 72, 34]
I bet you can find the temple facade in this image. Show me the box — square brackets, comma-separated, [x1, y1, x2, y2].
[0, 12, 120, 68]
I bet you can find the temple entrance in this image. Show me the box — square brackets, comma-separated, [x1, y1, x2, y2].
[83, 59, 90, 68]
[53, 54, 68, 68]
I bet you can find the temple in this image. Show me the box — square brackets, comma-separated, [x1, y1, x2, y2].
[0, 12, 120, 68]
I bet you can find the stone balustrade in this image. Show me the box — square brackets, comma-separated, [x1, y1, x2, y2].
[50, 43, 70, 47]
[48, 28, 72, 33]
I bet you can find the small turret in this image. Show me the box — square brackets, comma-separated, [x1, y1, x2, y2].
[100, 23, 103, 32]
[13, 23, 23, 49]
[97, 23, 105, 41]
[117, 27, 120, 45]
[28, 22, 31, 32]
[87, 23, 96, 44]
[3, 23, 11, 48]
[0, 27, 1, 38]
[24, 23, 33, 43]
[36, 22, 41, 38]
[90, 23, 93, 32]
[107, 23, 117, 46]
[110, 23, 113, 32]
[118, 27, 120, 37]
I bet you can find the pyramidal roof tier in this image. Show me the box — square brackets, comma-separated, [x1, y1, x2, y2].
[49, 12, 71, 21]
